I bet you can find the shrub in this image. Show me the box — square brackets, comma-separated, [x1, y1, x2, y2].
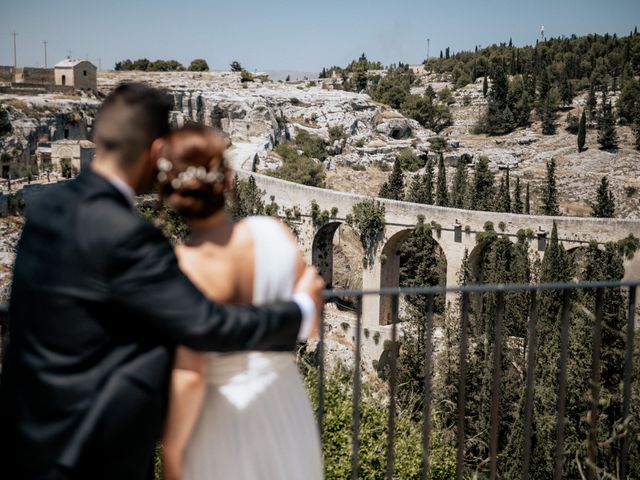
[240, 70, 254, 83]
[188, 58, 209, 71]
[270, 143, 326, 188]
[328, 125, 346, 142]
[373, 331, 381, 344]
[346, 199, 385, 266]
[396, 148, 425, 172]
[565, 113, 580, 134]
[310, 200, 330, 227]
[303, 362, 456, 480]
[624, 186, 638, 197]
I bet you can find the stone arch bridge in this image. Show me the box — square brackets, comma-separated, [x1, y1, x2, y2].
[236, 171, 640, 329]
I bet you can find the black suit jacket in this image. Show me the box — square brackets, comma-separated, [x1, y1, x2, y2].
[0, 169, 302, 480]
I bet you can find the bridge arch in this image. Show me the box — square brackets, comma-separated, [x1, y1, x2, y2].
[378, 226, 447, 325]
[311, 221, 343, 288]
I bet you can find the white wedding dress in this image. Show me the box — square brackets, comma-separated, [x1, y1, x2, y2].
[182, 216, 324, 480]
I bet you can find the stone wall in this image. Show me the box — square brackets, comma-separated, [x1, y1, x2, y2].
[0, 66, 14, 82]
[15, 67, 54, 85]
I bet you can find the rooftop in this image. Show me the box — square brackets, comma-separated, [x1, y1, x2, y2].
[54, 59, 95, 69]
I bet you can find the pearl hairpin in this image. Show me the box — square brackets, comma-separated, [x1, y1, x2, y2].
[157, 157, 226, 188]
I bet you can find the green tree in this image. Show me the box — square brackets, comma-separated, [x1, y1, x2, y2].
[229, 175, 265, 219]
[577, 109, 587, 152]
[397, 215, 447, 410]
[587, 82, 598, 120]
[345, 199, 385, 266]
[531, 222, 573, 479]
[188, 58, 209, 71]
[616, 77, 640, 124]
[406, 158, 433, 204]
[435, 154, 448, 206]
[378, 157, 405, 200]
[482, 74, 488, 97]
[230, 61, 243, 72]
[592, 176, 616, 218]
[449, 157, 468, 208]
[470, 156, 495, 211]
[525, 181, 531, 214]
[541, 158, 560, 215]
[513, 177, 523, 213]
[597, 100, 619, 149]
[496, 167, 511, 213]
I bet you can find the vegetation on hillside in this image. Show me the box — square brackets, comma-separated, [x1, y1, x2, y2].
[268, 130, 328, 188]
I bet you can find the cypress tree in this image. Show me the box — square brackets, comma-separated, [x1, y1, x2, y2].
[513, 177, 523, 213]
[592, 176, 615, 218]
[483, 74, 488, 97]
[541, 158, 560, 216]
[586, 82, 598, 120]
[407, 173, 433, 205]
[435, 154, 448, 206]
[496, 168, 512, 212]
[379, 157, 405, 200]
[532, 222, 572, 478]
[470, 156, 496, 211]
[597, 100, 619, 149]
[525, 182, 531, 214]
[577, 109, 586, 152]
[450, 157, 468, 208]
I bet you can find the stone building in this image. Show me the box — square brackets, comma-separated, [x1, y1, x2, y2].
[50, 139, 95, 172]
[54, 59, 97, 90]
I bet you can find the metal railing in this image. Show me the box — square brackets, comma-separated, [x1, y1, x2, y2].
[0, 280, 637, 479]
[318, 280, 639, 480]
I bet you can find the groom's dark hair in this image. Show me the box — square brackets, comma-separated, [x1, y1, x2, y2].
[94, 82, 171, 165]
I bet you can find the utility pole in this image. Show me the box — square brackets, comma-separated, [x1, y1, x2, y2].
[11, 32, 17, 69]
[43, 40, 48, 68]
[427, 38, 430, 61]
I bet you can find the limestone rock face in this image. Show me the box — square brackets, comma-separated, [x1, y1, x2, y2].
[97, 71, 442, 171]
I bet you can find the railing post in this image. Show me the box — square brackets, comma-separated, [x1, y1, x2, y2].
[385, 293, 399, 480]
[317, 303, 325, 438]
[620, 286, 637, 479]
[554, 290, 572, 480]
[521, 289, 538, 480]
[456, 292, 470, 480]
[489, 291, 505, 480]
[587, 288, 603, 480]
[351, 297, 363, 480]
[422, 294, 435, 480]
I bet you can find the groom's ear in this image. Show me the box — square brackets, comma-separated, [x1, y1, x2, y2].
[148, 137, 166, 168]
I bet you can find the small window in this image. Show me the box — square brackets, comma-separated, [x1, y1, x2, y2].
[83, 70, 87, 76]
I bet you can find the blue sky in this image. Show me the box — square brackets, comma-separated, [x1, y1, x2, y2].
[1, 0, 638, 73]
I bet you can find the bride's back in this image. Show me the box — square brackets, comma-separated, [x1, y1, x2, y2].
[176, 216, 303, 307]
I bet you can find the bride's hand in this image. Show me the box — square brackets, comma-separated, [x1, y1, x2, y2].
[294, 266, 324, 337]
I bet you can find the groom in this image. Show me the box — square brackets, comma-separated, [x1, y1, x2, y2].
[0, 83, 324, 480]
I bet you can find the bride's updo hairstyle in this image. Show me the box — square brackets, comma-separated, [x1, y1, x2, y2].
[157, 124, 232, 220]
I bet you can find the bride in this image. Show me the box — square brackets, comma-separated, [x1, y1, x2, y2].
[158, 125, 323, 480]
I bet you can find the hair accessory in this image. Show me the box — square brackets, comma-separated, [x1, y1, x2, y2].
[157, 157, 173, 172]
